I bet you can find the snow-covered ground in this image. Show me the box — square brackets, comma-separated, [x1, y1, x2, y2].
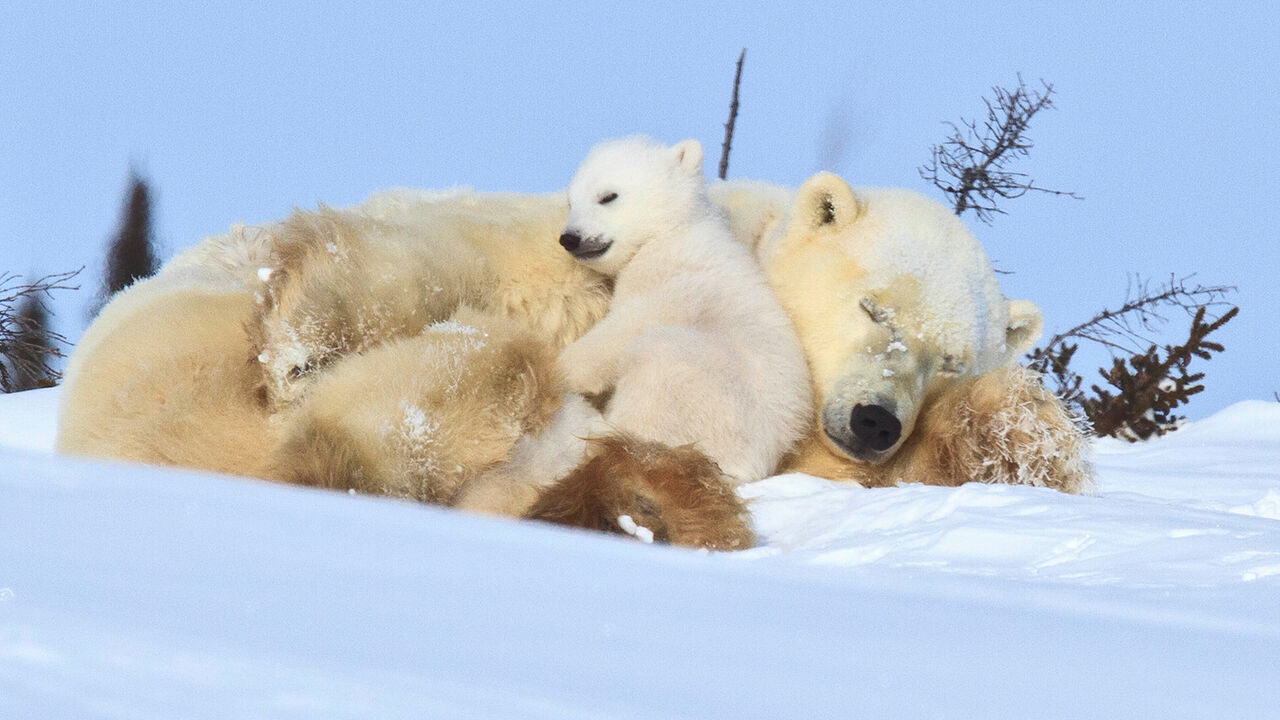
[2, 388, 1278, 718]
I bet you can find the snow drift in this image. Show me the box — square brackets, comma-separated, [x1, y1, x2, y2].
[2, 388, 1278, 718]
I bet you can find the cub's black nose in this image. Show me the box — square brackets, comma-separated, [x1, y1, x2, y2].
[850, 404, 902, 451]
[559, 232, 581, 252]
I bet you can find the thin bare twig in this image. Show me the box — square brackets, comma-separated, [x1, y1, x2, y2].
[1037, 274, 1235, 358]
[920, 75, 1081, 224]
[718, 48, 745, 180]
[0, 268, 82, 392]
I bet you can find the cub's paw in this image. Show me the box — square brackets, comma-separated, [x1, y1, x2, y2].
[555, 339, 614, 397]
[524, 433, 756, 551]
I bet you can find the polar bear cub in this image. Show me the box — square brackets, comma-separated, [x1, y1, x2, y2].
[556, 136, 812, 483]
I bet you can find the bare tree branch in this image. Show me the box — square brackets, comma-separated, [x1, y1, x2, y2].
[817, 105, 850, 172]
[718, 48, 745, 180]
[0, 268, 82, 392]
[920, 75, 1081, 224]
[1025, 275, 1237, 439]
[1036, 274, 1235, 359]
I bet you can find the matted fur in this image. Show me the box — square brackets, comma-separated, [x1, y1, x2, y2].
[252, 194, 614, 410]
[451, 393, 603, 517]
[57, 188, 614, 494]
[56, 221, 285, 478]
[895, 365, 1094, 493]
[274, 308, 563, 502]
[251, 207, 492, 410]
[787, 366, 1094, 494]
[524, 433, 755, 551]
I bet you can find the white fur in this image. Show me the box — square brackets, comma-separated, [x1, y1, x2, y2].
[740, 172, 1047, 464]
[557, 137, 812, 483]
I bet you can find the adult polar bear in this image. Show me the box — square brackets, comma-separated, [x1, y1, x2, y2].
[57, 162, 1090, 547]
[718, 173, 1090, 490]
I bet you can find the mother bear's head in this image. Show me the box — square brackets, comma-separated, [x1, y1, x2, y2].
[713, 173, 1044, 465]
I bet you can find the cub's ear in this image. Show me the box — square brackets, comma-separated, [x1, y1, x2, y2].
[1005, 299, 1044, 358]
[794, 172, 863, 232]
[672, 139, 704, 174]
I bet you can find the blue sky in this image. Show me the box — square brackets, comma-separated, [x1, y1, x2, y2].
[2, 1, 1276, 415]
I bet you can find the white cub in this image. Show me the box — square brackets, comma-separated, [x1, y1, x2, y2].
[556, 136, 812, 483]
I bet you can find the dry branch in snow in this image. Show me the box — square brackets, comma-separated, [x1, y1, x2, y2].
[718, 49, 746, 180]
[1, 269, 80, 392]
[920, 75, 1080, 223]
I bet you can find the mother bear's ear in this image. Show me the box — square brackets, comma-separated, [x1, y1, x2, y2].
[794, 172, 864, 232]
[1005, 299, 1045, 360]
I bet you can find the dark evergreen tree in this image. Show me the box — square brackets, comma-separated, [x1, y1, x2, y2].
[92, 172, 159, 316]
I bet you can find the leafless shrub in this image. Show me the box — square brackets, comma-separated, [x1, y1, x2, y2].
[0, 269, 81, 392]
[817, 105, 852, 173]
[920, 75, 1081, 223]
[1081, 306, 1238, 440]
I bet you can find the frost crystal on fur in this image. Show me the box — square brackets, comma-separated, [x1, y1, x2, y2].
[428, 319, 484, 338]
[389, 402, 442, 480]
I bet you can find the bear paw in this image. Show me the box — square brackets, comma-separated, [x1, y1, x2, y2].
[899, 365, 1095, 494]
[524, 433, 756, 551]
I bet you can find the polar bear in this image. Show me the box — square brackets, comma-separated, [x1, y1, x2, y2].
[273, 306, 570, 503]
[273, 138, 806, 549]
[250, 193, 612, 411]
[57, 166, 1090, 551]
[56, 190, 612, 483]
[553, 136, 811, 484]
[712, 173, 1091, 492]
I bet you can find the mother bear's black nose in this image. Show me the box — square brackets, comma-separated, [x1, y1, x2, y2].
[851, 404, 902, 451]
[559, 232, 581, 252]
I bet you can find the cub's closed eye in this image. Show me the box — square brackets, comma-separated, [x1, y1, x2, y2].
[598, 192, 618, 205]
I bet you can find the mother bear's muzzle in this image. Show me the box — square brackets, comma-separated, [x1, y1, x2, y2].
[820, 393, 910, 463]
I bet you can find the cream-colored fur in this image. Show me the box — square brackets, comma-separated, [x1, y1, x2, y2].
[451, 392, 602, 517]
[557, 137, 811, 484]
[786, 366, 1092, 494]
[712, 174, 1091, 493]
[59, 169, 1090, 521]
[56, 288, 280, 478]
[251, 191, 612, 409]
[57, 189, 611, 482]
[56, 223, 280, 477]
[275, 307, 566, 502]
